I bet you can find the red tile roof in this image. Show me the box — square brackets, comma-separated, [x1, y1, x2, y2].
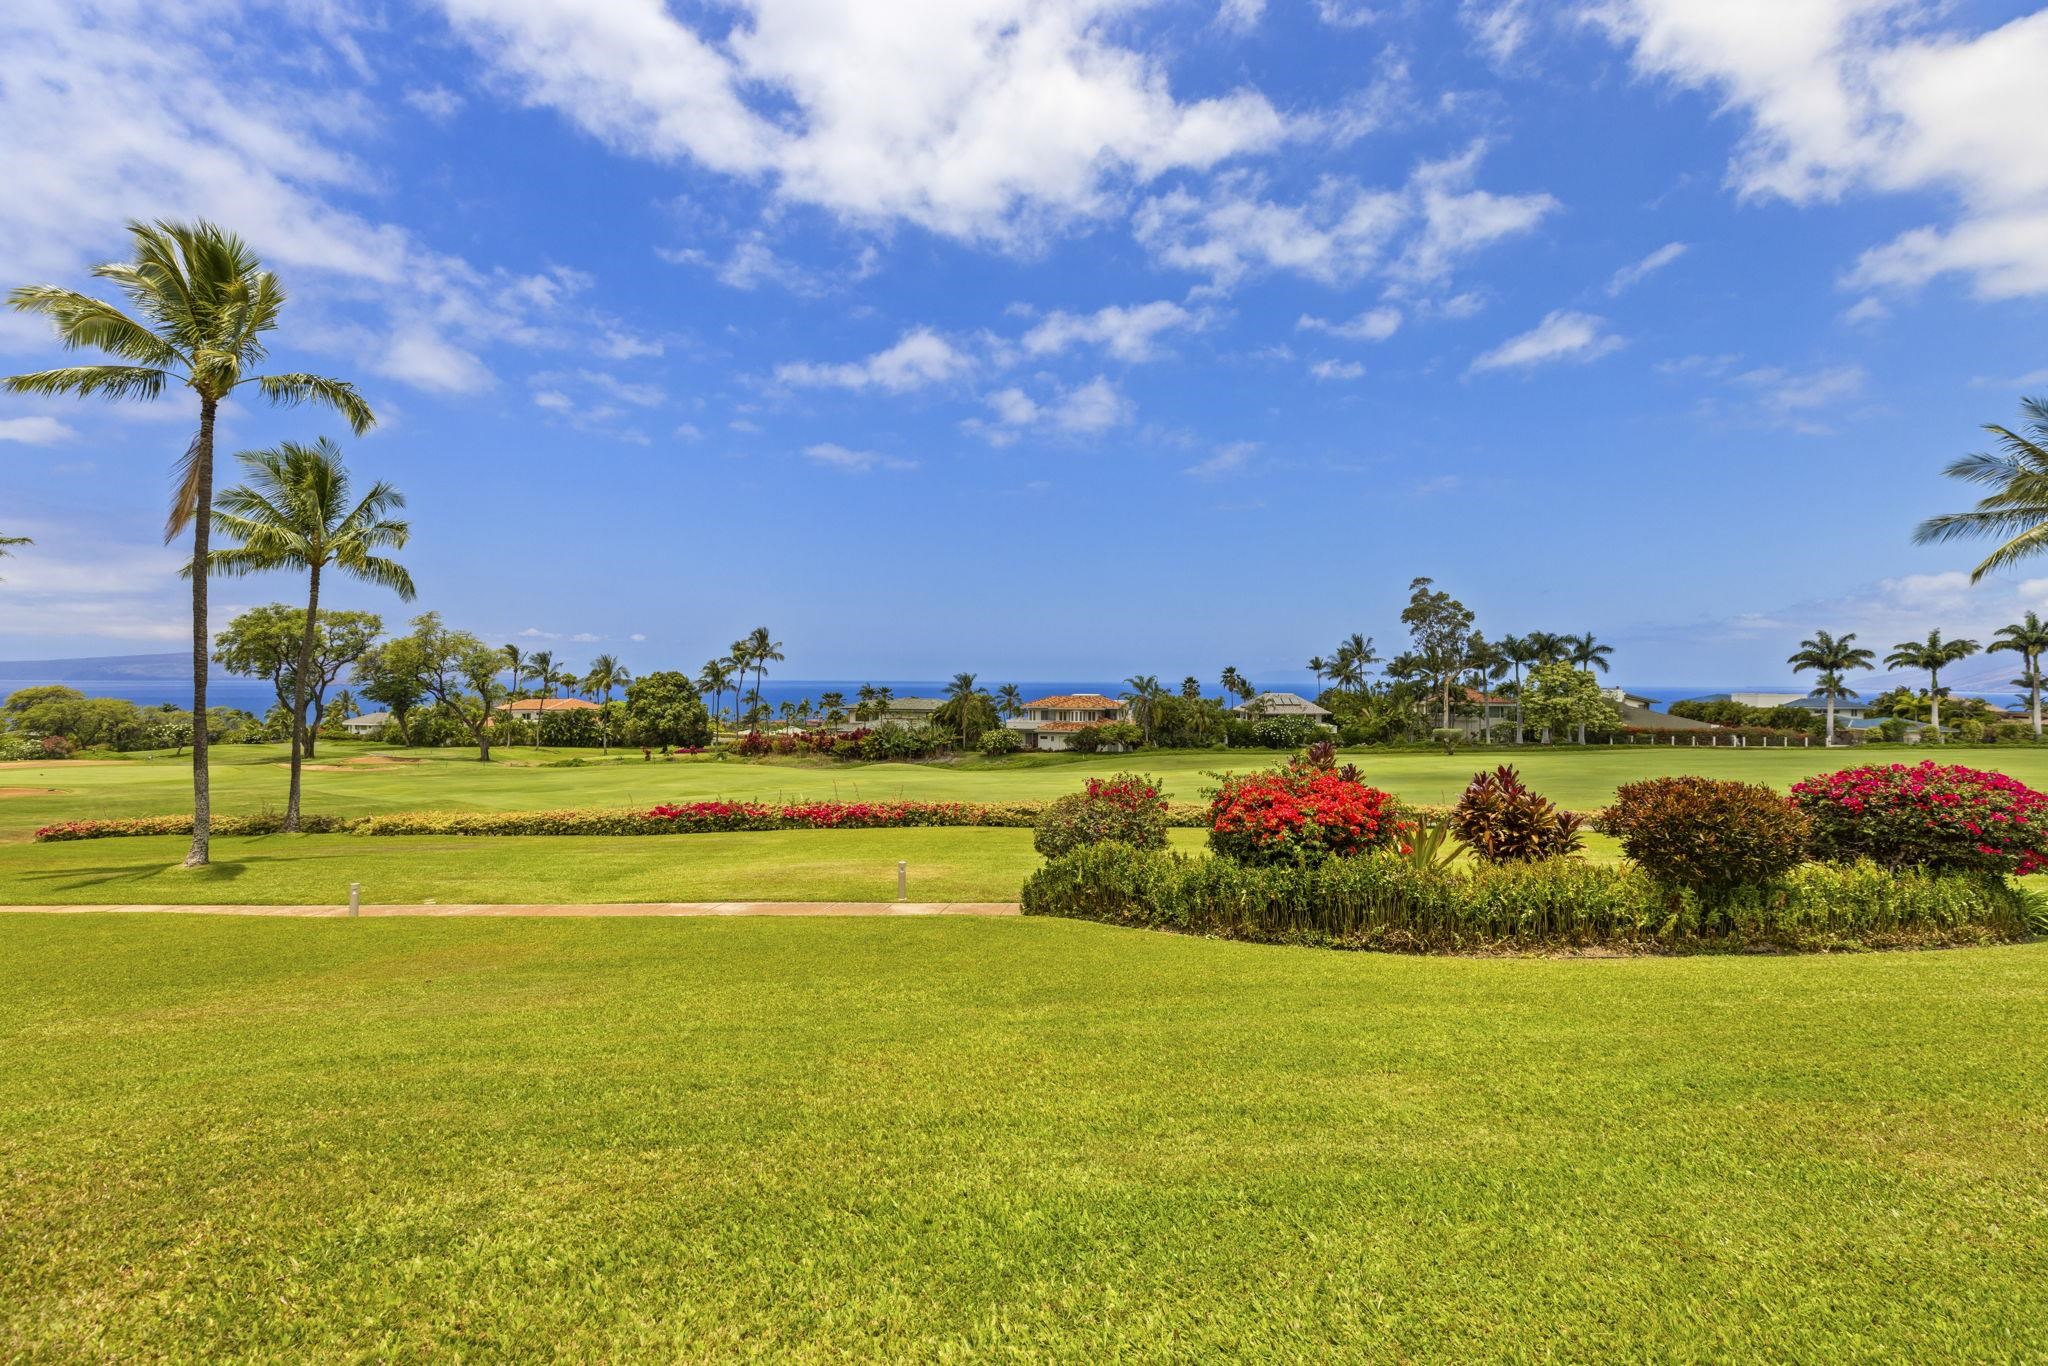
[1021, 694, 1122, 711]
[501, 697, 600, 713]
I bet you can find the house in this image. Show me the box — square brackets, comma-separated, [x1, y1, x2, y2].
[339, 710, 390, 737]
[499, 697, 601, 719]
[1231, 692, 1333, 722]
[1005, 693, 1130, 751]
[1440, 688, 1521, 738]
[834, 695, 946, 732]
[1780, 694, 1875, 721]
[1674, 690, 1808, 709]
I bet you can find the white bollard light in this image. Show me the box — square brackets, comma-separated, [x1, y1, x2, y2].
[348, 881, 361, 917]
[897, 860, 907, 901]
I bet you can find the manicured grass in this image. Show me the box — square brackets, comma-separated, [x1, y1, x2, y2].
[0, 826, 1205, 904]
[3, 915, 2044, 1358]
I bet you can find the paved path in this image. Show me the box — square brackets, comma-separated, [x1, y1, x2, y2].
[0, 902, 1022, 919]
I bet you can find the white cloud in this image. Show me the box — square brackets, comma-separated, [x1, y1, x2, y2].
[661, 232, 818, 293]
[1470, 310, 1623, 373]
[1296, 307, 1402, 341]
[775, 328, 973, 393]
[1184, 440, 1257, 478]
[1734, 363, 1867, 431]
[1315, 1, 1389, 29]
[1136, 143, 1555, 289]
[1594, 2, 2048, 298]
[436, 0, 1291, 244]
[0, 534, 193, 643]
[1217, 0, 1265, 32]
[968, 375, 1132, 443]
[1020, 301, 1199, 362]
[1606, 241, 1688, 295]
[0, 4, 610, 396]
[1461, 0, 1534, 67]
[0, 416, 75, 445]
[629, 632, 648, 642]
[1972, 368, 2048, 391]
[803, 441, 917, 474]
[1308, 359, 1366, 381]
[1841, 295, 1890, 325]
[403, 86, 466, 121]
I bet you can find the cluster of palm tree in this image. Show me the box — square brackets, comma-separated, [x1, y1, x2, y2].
[1305, 634, 1378, 695]
[5, 220, 376, 863]
[696, 627, 783, 729]
[1787, 617, 2048, 743]
[1465, 631, 1611, 743]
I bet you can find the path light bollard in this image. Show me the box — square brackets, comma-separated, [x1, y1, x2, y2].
[348, 881, 360, 917]
[897, 860, 908, 902]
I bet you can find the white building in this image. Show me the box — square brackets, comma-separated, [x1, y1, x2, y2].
[339, 710, 390, 737]
[1005, 693, 1130, 751]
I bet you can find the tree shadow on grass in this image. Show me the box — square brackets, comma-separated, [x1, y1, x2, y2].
[14, 858, 249, 897]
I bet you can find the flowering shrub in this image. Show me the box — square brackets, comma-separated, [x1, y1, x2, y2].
[1452, 766, 1584, 864]
[1207, 760, 1395, 866]
[1789, 760, 2048, 875]
[1033, 773, 1170, 858]
[1606, 776, 1810, 891]
[34, 812, 355, 841]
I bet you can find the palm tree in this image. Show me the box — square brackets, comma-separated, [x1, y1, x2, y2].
[697, 658, 736, 731]
[583, 653, 631, 754]
[1806, 671, 1856, 736]
[1787, 630, 1876, 743]
[997, 684, 1025, 719]
[1565, 633, 1614, 743]
[501, 644, 526, 700]
[5, 220, 374, 867]
[1885, 629, 1980, 740]
[1494, 633, 1537, 744]
[524, 649, 556, 747]
[1220, 666, 1253, 705]
[1121, 674, 1164, 744]
[1330, 633, 1376, 693]
[203, 437, 410, 830]
[1524, 631, 1569, 665]
[1913, 397, 2048, 580]
[1305, 655, 1329, 693]
[0, 533, 29, 578]
[1988, 612, 2048, 737]
[945, 671, 980, 745]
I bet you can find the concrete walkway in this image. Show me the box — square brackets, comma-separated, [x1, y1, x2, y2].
[0, 902, 1022, 918]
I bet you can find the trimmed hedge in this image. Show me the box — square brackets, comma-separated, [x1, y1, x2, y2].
[1021, 843, 2032, 953]
[36, 800, 1211, 841]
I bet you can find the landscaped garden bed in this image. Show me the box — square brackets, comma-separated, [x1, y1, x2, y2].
[1022, 757, 2048, 954]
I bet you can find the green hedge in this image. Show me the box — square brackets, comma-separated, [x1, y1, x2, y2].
[1021, 843, 2034, 953]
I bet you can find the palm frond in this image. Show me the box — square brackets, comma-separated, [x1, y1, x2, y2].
[165, 428, 207, 542]
[3, 365, 170, 402]
[251, 374, 376, 434]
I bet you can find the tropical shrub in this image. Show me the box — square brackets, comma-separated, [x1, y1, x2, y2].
[1606, 776, 1811, 892]
[34, 812, 357, 840]
[1451, 765, 1584, 864]
[978, 727, 1024, 756]
[0, 734, 42, 761]
[1021, 846, 2029, 953]
[1063, 721, 1142, 753]
[1207, 760, 1396, 866]
[1789, 760, 2048, 875]
[1223, 715, 1333, 749]
[1032, 774, 1171, 858]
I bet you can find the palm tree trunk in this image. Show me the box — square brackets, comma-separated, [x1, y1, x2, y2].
[184, 399, 217, 869]
[1930, 670, 1942, 740]
[2033, 663, 2042, 738]
[1826, 695, 1836, 744]
[284, 563, 321, 831]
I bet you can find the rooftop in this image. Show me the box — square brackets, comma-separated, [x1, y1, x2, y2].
[1020, 693, 1121, 711]
[501, 697, 601, 713]
[1236, 691, 1332, 716]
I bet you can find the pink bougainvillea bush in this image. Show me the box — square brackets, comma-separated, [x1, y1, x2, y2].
[1789, 760, 2048, 876]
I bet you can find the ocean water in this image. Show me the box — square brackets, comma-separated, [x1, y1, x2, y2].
[0, 677, 280, 713]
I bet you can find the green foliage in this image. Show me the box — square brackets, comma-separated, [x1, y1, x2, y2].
[977, 727, 1024, 756]
[1030, 773, 1171, 859]
[1223, 715, 1331, 749]
[214, 604, 382, 732]
[1606, 777, 1812, 892]
[1452, 765, 1585, 864]
[623, 671, 713, 750]
[1022, 847, 2029, 952]
[1063, 720, 1142, 753]
[1522, 663, 1622, 740]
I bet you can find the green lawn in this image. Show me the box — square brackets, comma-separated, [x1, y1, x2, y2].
[3, 915, 2043, 1358]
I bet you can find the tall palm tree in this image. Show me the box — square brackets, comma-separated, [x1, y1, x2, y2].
[697, 658, 736, 731]
[945, 671, 980, 745]
[5, 220, 374, 866]
[1565, 633, 1614, 743]
[997, 684, 1025, 719]
[1305, 655, 1329, 693]
[0, 533, 29, 578]
[525, 649, 556, 747]
[742, 627, 784, 718]
[1494, 633, 1536, 744]
[583, 653, 631, 754]
[203, 437, 410, 830]
[501, 644, 526, 700]
[1913, 397, 2048, 580]
[1330, 633, 1376, 693]
[1988, 612, 2048, 737]
[1787, 630, 1876, 744]
[1121, 674, 1164, 744]
[1524, 631, 1569, 665]
[1220, 666, 1253, 705]
[1885, 629, 1980, 740]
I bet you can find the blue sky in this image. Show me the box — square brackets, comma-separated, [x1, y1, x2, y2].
[4, 0, 2048, 691]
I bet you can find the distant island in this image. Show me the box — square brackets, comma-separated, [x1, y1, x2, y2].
[0, 652, 231, 682]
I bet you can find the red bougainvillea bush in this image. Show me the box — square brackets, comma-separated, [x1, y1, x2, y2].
[1031, 773, 1171, 858]
[1789, 760, 2048, 876]
[1208, 759, 1396, 866]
